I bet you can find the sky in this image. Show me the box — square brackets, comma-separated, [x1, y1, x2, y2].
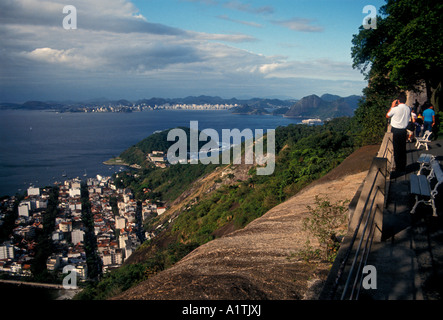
[0, 0, 386, 103]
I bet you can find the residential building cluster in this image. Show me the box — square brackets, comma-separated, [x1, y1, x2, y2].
[155, 103, 238, 110]
[87, 175, 140, 273]
[0, 174, 167, 279]
[146, 150, 168, 168]
[80, 105, 144, 113]
[0, 187, 50, 276]
[78, 103, 238, 113]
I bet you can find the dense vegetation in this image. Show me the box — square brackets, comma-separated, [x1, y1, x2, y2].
[352, 0, 443, 144]
[172, 118, 356, 245]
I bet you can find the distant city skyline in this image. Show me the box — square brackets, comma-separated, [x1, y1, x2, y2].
[0, 0, 386, 103]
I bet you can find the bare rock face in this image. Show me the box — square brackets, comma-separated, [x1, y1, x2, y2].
[113, 145, 379, 300]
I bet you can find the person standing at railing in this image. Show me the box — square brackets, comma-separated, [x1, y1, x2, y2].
[386, 92, 411, 173]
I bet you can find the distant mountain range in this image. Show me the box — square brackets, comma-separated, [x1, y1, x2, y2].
[0, 94, 361, 119]
[0, 95, 295, 111]
[229, 94, 361, 119]
[283, 94, 361, 119]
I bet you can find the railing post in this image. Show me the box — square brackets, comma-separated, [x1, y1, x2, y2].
[373, 157, 387, 242]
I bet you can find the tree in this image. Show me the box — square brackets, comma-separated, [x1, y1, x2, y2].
[353, 0, 443, 100]
[351, 0, 443, 144]
[383, 0, 443, 101]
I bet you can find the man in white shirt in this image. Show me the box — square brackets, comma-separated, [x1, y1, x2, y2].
[386, 92, 411, 173]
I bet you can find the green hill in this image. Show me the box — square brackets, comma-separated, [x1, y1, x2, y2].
[76, 116, 358, 300]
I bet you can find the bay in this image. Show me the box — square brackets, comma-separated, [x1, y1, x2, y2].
[0, 109, 301, 196]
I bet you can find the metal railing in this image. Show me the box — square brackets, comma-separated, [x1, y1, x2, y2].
[319, 130, 393, 300]
[340, 164, 385, 299]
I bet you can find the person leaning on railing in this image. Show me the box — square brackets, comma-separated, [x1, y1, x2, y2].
[386, 92, 411, 173]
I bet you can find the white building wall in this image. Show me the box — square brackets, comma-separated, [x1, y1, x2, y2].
[71, 229, 85, 244]
[18, 203, 29, 217]
[27, 187, 40, 196]
[0, 244, 15, 260]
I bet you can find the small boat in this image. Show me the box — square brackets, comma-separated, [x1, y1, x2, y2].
[62, 171, 67, 177]
[83, 169, 87, 177]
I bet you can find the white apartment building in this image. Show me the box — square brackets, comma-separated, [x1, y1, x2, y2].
[71, 229, 85, 244]
[101, 249, 123, 267]
[0, 243, 15, 260]
[18, 203, 29, 217]
[71, 181, 81, 189]
[118, 233, 128, 248]
[115, 216, 126, 230]
[69, 188, 81, 198]
[59, 221, 73, 232]
[46, 255, 60, 271]
[75, 263, 88, 280]
[27, 187, 40, 196]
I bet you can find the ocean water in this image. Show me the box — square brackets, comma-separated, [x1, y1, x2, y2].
[0, 109, 301, 196]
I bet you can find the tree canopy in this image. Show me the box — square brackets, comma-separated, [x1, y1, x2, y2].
[351, 0, 443, 144]
[352, 0, 443, 98]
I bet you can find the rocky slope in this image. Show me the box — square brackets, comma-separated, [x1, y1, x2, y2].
[113, 145, 379, 300]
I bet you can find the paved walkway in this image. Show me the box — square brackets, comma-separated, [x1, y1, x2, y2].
[364, 137, 443, 300]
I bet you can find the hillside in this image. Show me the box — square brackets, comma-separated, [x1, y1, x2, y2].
[75, 117, 362, 300]
[113, 144, 379, 300]
[230, 104, 270, 115]
[284, 94, 361, 119]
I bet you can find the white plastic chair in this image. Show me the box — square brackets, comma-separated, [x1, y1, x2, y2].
[415, 130, 432, 150]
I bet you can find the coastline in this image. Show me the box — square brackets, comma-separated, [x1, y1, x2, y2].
[102, 157, 129, 166]
[0, 279, 82, 300]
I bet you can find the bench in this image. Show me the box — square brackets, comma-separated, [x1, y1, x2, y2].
[415, 130, 432, 150]
[410, 159, 443, 217]
[416, 153, 436, 175]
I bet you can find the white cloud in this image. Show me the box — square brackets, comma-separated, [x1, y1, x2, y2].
[0, 0, 365, 102]
[258, 63, 282, 74]
[217, 15, 263, 28]
[271, 17, 324, 33]
[184, 0, 274, 14]
[223, 0, 273, 14]
[23, 48, 98, 69]
[193, 31, 258, 43]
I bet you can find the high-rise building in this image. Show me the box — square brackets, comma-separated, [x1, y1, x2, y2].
[0, 243, 15, 260]
[71, 229, 85, 244]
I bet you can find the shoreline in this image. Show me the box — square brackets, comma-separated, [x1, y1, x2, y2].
[102, 157, 131, 167]
[0, 279, 82, 300]
[0, 278, 64, 289]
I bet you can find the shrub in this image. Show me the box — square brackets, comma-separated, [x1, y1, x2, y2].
[300, 196, 349, 263]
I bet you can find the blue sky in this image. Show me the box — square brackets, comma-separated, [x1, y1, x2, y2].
[0, 0, 386, 102]
[136, 0, 374, 60]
